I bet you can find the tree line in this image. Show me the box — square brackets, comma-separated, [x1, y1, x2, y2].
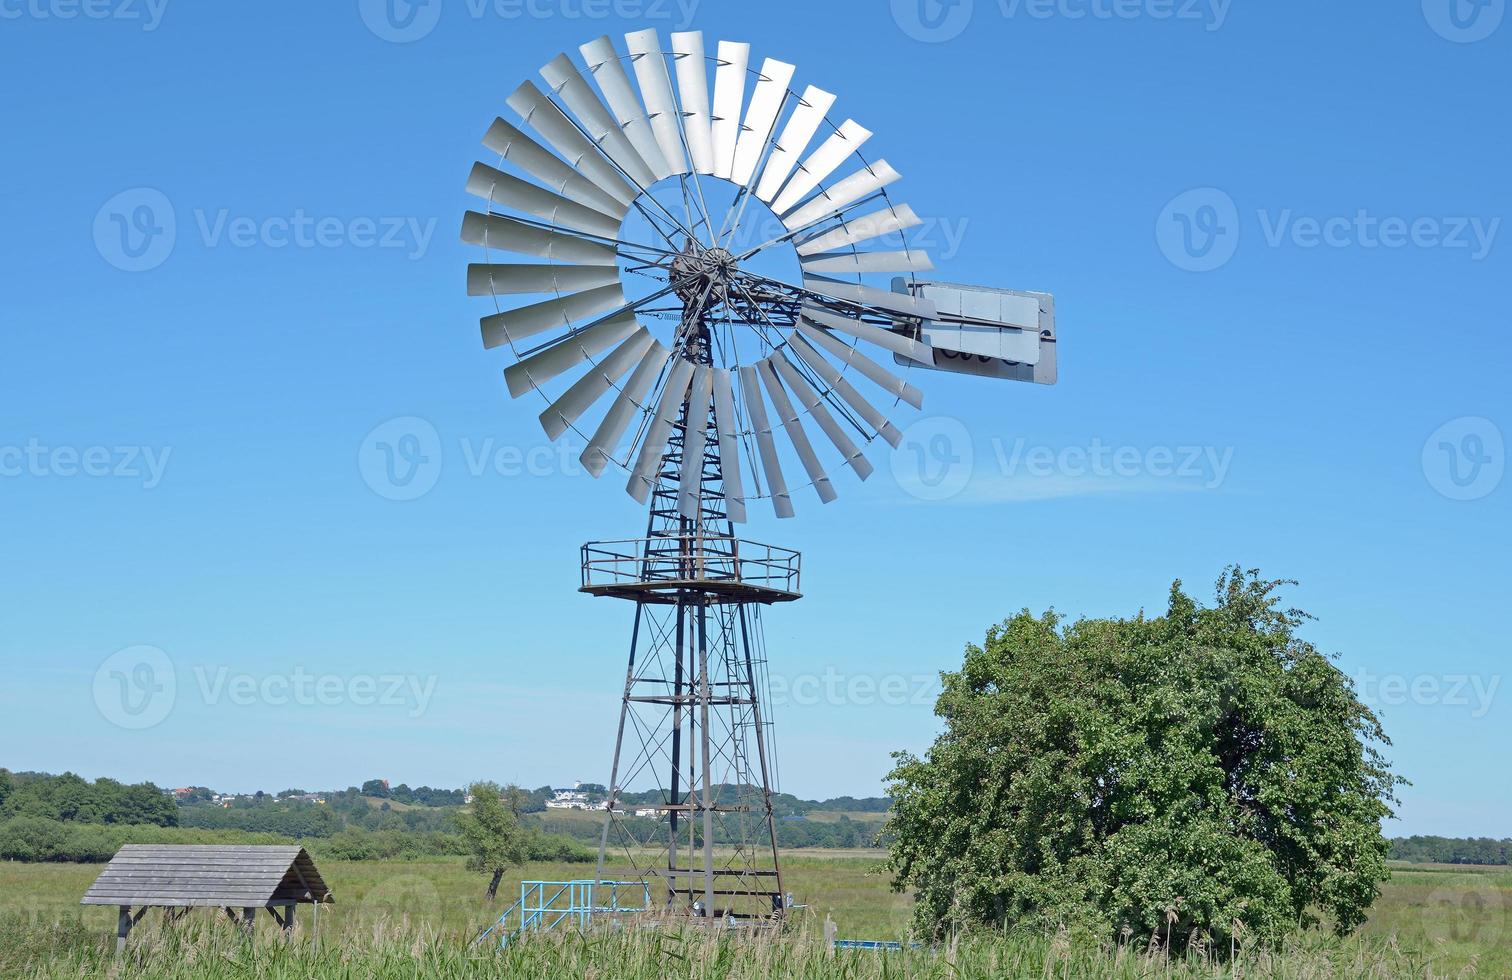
[1389, 835, 1512, 865]
[0, 771, 176, 826]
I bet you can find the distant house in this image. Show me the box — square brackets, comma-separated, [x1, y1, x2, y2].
[544, 782, 593, 810]
[634, 808, 664, 819]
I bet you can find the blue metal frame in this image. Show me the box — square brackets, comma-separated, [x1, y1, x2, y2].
[832, 939, 921, 952]
[475, 880, 652, 948]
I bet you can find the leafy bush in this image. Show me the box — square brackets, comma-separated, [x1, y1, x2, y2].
[0, 772, 176, 827]
[887, 568, 1402, 947]
[0, 818, 290, 862]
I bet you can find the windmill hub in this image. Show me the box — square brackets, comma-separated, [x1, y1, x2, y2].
[671, 243, 738, 305]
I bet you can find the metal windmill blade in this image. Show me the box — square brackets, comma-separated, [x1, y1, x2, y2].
[460, 29, 974, 523]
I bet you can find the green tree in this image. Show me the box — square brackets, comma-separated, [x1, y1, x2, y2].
[886, 568, 1402, 949]
[457, 782, 532, 900]
[0, 770, 12, 810]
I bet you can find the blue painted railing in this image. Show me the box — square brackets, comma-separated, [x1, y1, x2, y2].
[832, 939, 922, 951]
[474, 879, 652, 948]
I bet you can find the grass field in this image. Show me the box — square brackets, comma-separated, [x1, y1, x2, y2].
[1, 856, 1507, 977]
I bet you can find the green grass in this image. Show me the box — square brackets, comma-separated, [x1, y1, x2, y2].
[2, 857, 1507, 977]
[797, 810, 888, 824]
[0, 853, 911, 942]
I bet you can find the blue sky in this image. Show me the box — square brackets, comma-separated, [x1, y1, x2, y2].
[1, 0, 1508, 836]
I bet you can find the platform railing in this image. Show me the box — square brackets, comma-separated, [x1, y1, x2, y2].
[581, 535, 801, 594]
[474, 879, 652, 948]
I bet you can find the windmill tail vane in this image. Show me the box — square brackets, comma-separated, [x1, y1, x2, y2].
[462, 28, 1057, 929]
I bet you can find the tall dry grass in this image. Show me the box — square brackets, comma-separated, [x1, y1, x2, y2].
[0, 909, 1478, 979]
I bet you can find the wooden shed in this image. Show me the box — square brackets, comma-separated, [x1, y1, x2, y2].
[82, 844, 333, 950]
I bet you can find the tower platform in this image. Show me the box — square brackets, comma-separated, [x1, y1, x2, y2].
[580, 536, 802, 605]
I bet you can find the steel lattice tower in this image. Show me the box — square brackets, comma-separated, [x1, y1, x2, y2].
[582, 308, 798, 924]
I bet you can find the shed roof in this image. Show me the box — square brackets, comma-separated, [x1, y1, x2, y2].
[81, 844, 334, 908]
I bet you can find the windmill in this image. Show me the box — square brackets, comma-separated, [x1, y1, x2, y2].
[461, 29, 1056, 927]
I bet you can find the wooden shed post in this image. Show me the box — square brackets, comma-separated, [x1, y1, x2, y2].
[283, 903, 297, 940]
[242, 907, 257, 938]
[116, 905, 131, 954]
